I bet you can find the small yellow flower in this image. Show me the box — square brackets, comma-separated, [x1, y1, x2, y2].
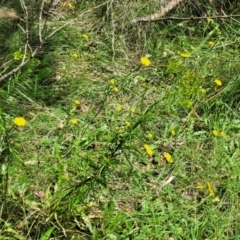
[73, 53, 78, 58]
[13, 117, 27, 127]
[171, 129, 176, 136]
[147, 133, 153, 138]
[113, 86, 119, 92]
[207, 17, 213, 22]
[208, 41, 214, 46]
[213, 197, 220, 203]
[74, 100, 81, 105]
[197, 182, 204, 191]
[125, 121, 131, 127]
[164, 152, 173, 163]
[130, 107, 136, 113]
[212, 130, 219, 136]
[220, 131, 226, 137]
[68, 3, 73, 9]
[207, 182, 215, 197]
[110, 79, 115, 84]
[205, 238, 210, 240]
[140, 57, 151, 66]
[140, 77, 146, 82]
[82, 34, 89, 40]
[180, 53, 191, 58]
[70, 118, 78, 125]
[144, 144, 153, 156]
[117, 105, 122, 111]
[214, 79, 222, 86]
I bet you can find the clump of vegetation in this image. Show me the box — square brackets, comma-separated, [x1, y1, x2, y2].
[1, 0, 240, 239]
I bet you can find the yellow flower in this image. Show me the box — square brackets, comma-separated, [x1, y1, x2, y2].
[117, 105, 122, 111]
[144, 144, 153, 156]
[197, 182, 204, 191]
[110, 79, 115, 84]
[180, 53, 191, 58]
[207, 182, 215, 197]
[164, 152, 173, 163]
[147, 133, 153, 138]
[13, 117, 27, 127]
[212, 130, 219, 136]
[74, 100, 81, 105]
[68, 3, 73, 9]
[73, 53, 78, 58]
[205, 238, 210, 240]
[171, 130, 176, 136]
[208, 41, 214, 46]
[140, 57, 151, 66]
[70, 118, 78, 125]
[214, 79, 222, 86]
[213, 197, 220, 203]
[130, 107, 136, 113]
[140, 77, 146, 82]
[113, 87, 119, 92]
[125, 121, 131, 127]
[220, 131, 226, 137]
[82, 34, 89, 40]
[207, 17, 213, 22]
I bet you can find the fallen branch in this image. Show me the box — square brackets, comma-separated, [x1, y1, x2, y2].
[132, 0, 184, 23]
[133, 14, 240, 23]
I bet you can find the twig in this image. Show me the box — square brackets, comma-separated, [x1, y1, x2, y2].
[109, 0, 116, 61]
[55, 212, 67, 237]
[132, 0, 183, 23]
[0, 44, 42, 83]
[39, 0, 45, 43]
[156, 176, 175, 194]
[19, 0, 30, 63]
[0, 59, 13, 71]
[132, 14, 240, 23]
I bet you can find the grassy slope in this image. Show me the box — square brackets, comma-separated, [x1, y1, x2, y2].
[1, 1, 240, 239]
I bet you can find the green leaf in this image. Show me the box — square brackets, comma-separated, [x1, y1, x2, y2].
[39, 226, 55, 240]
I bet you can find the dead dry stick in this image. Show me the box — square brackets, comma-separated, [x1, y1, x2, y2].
[156, 176, 175, 194]
[132, 0, 184, 23]
[39, 0, 45, 44]
[19, 0, 31, 61]
[134, 14, 240, 22]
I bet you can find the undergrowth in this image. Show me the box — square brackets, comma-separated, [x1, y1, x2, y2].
[1, 0, 240, 239]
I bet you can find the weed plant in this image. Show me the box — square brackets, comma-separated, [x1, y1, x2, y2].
[0, 0, 240, 239]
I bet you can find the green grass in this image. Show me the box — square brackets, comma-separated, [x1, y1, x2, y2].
[1, 1, 240, 239]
